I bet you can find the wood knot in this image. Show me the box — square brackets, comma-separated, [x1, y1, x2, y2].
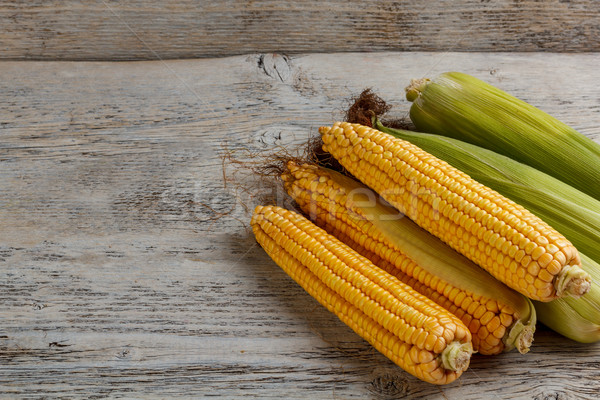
[533, 392, 568, 400]
[368, 367, 409, 399]
[258, 53, 292, 83]
[116, 348, 131, 359]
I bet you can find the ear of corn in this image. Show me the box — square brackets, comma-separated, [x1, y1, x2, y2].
[373, 119, 600, 342]
[373, 118, 600, 266]
[251, 205, 473, 384]
[319, 122, 590, 302]
[405, 72, 600, 201]
[282, 161, 536, 354]
[534, 255, 600, 343]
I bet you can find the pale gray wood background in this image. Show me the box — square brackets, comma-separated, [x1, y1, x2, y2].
[2, 52, 600, 399]
[1, 0, 599, 60]
[2, 0, 600, 398]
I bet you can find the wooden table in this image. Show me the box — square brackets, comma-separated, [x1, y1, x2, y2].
[1, 52, 599, 399]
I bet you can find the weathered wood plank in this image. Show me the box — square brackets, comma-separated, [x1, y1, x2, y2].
[1, 52, 600, 398]
[1, 1, 600, 60]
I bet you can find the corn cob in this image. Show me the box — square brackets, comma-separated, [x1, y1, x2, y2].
[405, 71, 600, 201]
[281, 161, 536, 355]
[371, 120, 600, 342]
[251, 205, 473, 384]
[373, 118, 600, 266]
[319, 122, 590, 302]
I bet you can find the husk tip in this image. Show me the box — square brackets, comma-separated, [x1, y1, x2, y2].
[405, 78, 430, 102]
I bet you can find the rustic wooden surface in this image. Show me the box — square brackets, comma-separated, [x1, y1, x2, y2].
[1, 52, 600, 399]
[1, 0, 600, 60]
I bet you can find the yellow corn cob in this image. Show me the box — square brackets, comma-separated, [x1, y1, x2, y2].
[319, 122, 590, 302]
[281, 162, 536, 355]
[251, 205, 473, 384]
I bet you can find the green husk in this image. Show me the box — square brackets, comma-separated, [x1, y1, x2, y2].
[406, 72, 600, 201]
[372, 118, 600, 342]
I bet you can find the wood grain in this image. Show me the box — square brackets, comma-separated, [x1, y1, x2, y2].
[1, 52, 600, 398]
[1, 1, 600, 61]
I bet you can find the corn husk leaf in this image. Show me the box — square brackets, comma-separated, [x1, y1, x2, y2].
[406, 72, 600, 201]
